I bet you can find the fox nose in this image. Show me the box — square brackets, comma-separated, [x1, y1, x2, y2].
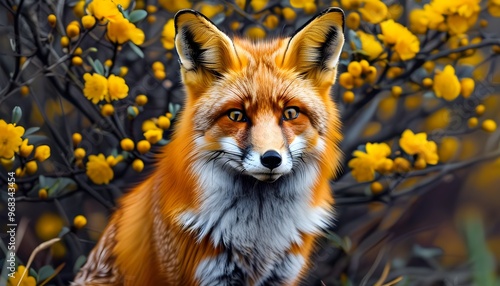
[261, 150, 282, 169]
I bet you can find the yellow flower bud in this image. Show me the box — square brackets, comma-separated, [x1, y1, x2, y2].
[343, 90, 355, 103]
[246, 26, 266, 40]
[480, 19, 488, 28]
[60, 36, 70, 47]
[20, 85, 29, 96]
[137, 140, 151, 154]
[263, 15, 279, 30]
[468, 117, 478, 128]
[39, 188, 48, 199]
[101, 104, 114, 116]
[66, 24, 80, 38]
[158, 116, 171, 129]
[74, 47, 83, 56]
[460, 78, 474, 98]
[230, 21, 241, 31]
[120, 138, 135, 151]
[166, 112, 173, 119]
[339, 72, 354, 89]
[146, 5, 158, 13]
[147, 15, 157, 24]
[393, 157, 411, 173]
[25, 160, 38, 175]
[72, 133, 82, 146]
[422, 77, 433, 87]
[152, 61, 164, 71]
[482, 119, 497, 133]
[73, 215, 87, 229]
[370, 182, 384, 195]
[119, 66, 128, 77]
[282, 7, 297, 22]
[391, 86, 403, 97]
[493, 45, 500, 54]
[132, 159, 144, 172]
[72, 56, 83, 66]
[303, 2, 317, 14]
[346, 12, 360, 30]
[82, 15, 96, 30]
[144, 129, 163, 144]
[423, 61, 435, 73]
[365, 66, 377, 83]
[20, 139, 34, 157]
[74, 148, 86, 160]
[154, 69, 166, 80]
[347, 61, 362, 77]
[104, 59, 113, 67]
[475, 104, 485, 116]
[48, 14, 57, 28]
[34, 145, 51, 162]
[135, 94, 148, 106]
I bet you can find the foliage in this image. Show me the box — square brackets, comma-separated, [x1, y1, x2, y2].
[0, 0, 499, 284]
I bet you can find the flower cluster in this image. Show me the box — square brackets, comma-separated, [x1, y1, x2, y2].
[83, 73, 129, 104]
[348, 129, 440, 182]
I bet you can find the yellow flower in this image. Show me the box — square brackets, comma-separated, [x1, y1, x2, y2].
[357, 31, 385, 60]
[433, 65, 461, 101]
[144, 129, 163, 144]
[158, 0, 192, 12]
[341, 0, 362, 10]
[107, 74, 129, 101]
[358, 0, 387, 24]
[7, 265, 36, 286]
[73, 215, 87, 229]
[106, 154, 123, 167]
[346, 12, 360, 30]
[35, 213, 63, 240]
[34, 145, 51, 162]
[86, 153, 114, 184]
[83, 73, 108, 104]
[438, 136, 460, 163]
[460, 78, 475, 98]
[19, 139, 33, 157]
[348, 142, 393, 182]
[161, 19, 175, 50]
[431, 0, 480, 34]
[489, 0, 500, 16]
[107, 16, 145, 45]
[0, 120, 25, 159]
[87, 0, 122, 22]
[380, 19, 420, 61]
[399, 129, 438, 165]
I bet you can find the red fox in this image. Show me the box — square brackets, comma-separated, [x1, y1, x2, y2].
[73, 7, 344, 285]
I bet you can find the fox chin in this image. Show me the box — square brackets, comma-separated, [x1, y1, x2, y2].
[73, 7, 344, 286]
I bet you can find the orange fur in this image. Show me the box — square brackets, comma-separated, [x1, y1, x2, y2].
[73, 7, 344, 286]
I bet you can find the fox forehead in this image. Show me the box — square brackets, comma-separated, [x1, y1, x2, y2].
[192, 38, 328, 133]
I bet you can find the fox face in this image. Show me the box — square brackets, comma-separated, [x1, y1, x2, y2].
[175, 9, 345, 184]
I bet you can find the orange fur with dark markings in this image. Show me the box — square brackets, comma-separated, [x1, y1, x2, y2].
[73, 7, 345, 286]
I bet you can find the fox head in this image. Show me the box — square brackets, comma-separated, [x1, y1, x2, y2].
[174, 8, 344, 184]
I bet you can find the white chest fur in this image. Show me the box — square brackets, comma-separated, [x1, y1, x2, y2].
[178, 154, 332, 284]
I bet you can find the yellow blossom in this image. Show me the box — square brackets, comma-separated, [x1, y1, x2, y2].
[7, 265, 36, 286]
[393, 157, 411, 173]
[0, 119, 25, 159]
[438, 136, 460, 163]
[72, 133, 82, 146]
[34, 145, 50, 162]
[107, 74, 129, 101]
[144, 129, 163, 144]
[87, 0, 122, 22]
[358, 0, 387, 24]
[348, 142, 393, 182]
[135, 94, 148, 106]
[157, 116, 171, 129]
[346, 12, 360, 30]
[161, 19, 175, 50]
[399, 129, 438, 165]
[82, 15, 96, 29]
[370, 181, 384, 195]
[380, 19, 420, 61]
[107, 16, 145, 45]
[433, 65, 461, 101]
[137, 140, 151, 154]
[19, 138, 33, 157]
[158, 0, 192, 12]
[460, 78, 475, 98]
[339, 72, 354, 89]
[83, 73, 108, 104]
[341, 0, 362, 10]
[36, 213, 63, 240]
[482, 119, 497, 132]
[132, 159, 144, 172]
[356, 31, 385, 60]
[73, 215, 87, 229]
[86, 153, 114, 184]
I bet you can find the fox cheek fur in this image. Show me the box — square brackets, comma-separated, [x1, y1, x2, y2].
[73, 7, 345, 286]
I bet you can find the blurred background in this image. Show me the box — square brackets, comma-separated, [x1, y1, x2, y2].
[1, 0, 500, 285]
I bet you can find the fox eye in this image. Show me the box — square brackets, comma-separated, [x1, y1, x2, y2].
[283, 107, 299, 121]
[228, 109, 247, 122]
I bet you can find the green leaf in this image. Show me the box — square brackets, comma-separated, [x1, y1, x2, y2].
[11, 106, 22, 124]
[129, 42, 144, 58]
[37, 265, 55, 282]
[24, 127, 40, 137]
[73, 255, 87, 274]
[58, 226, 70, 238]
[25, 135, 47, 144]
[93, 59, 104, 75]
[50, 178, 78, 197]
[127, 106, 138, 118]
[128, 10, 147, 23]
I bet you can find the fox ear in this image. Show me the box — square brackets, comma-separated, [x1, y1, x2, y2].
[279, 8, 345, 87]
[174, 10, 241, 80]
